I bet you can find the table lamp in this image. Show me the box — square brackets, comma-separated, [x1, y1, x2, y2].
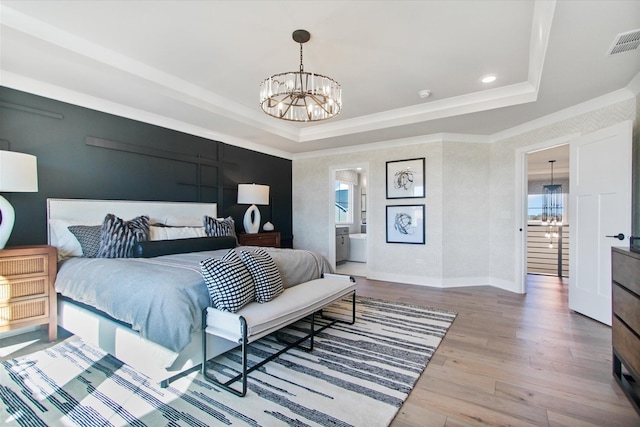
[0, 151, 38, 249]
[237, 183, 269, 234]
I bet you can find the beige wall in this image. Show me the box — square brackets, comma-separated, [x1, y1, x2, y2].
[293, 94, 637, 292]
[442, 142, 491, 282]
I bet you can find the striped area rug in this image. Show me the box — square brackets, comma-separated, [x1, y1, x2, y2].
[1, 297, 456, 427]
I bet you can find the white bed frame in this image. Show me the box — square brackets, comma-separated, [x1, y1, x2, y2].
[47, 198, 238, 386]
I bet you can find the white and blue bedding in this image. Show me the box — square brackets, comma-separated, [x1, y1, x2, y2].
[55, 247, 333, 353]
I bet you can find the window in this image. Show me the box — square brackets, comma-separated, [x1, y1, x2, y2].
[528, 193, 567, 223]
[335, 181, 353, 223]
[527, 194, 544, 222]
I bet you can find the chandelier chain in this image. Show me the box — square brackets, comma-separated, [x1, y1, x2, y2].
[299, 43, 304, 73]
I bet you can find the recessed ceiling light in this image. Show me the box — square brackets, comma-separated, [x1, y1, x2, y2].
[418, 89, 431, 99]
[481, 75, 497, 84]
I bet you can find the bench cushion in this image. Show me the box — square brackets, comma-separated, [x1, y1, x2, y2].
[205, 277, 355, 343]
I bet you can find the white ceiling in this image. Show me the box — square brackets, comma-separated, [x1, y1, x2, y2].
[1, 1, 639, 159]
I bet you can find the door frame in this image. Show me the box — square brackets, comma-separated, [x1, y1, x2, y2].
[328, 162, 370, 271]
[514, 134, 578, 294]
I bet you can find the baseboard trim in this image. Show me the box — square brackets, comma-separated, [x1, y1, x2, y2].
[366, 271, 521, 293]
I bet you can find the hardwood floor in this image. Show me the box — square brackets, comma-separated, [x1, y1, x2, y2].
[355, 274, 639, 426]
[1, 275, 638, 426]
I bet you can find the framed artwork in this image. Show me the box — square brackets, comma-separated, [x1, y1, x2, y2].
[386, 204, 425, 244]
[386, 157, 425, 199]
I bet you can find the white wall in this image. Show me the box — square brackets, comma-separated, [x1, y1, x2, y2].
[293, 93, 637, 293]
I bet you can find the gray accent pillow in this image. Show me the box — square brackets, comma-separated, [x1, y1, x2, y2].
[68, 225, 102, 258]
[201, 249, 255, 312]
[96, 214, 150, 258]
[240, 248, 284, 303]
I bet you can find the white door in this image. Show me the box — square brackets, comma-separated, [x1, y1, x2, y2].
[569, 121, 632, 326]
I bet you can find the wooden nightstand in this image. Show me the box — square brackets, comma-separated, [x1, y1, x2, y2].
[238, 232, 281, 248]
[0, 245, 58, 341]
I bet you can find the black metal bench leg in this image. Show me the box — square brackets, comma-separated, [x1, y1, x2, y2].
[321, 290, 356, 325]
[202, 314, 249, 397]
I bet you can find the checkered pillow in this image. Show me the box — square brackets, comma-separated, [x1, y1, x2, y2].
[68, 225, 102, 257]
[240, 248, 284, 303]
[200, 250, 255, 312]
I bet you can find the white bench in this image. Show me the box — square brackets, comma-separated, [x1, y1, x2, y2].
[201, 273, 356, 396]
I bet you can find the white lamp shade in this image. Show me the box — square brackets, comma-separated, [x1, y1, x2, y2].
[0, 151, 38, 248]
[237, 184, 269, 205]
[0, 151, 38, 192]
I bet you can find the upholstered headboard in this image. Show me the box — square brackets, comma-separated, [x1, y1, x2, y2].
[47, 198, 217, 259]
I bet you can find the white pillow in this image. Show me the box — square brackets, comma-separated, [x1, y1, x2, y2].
[49, 218, 101, 261]
[149, 226, 206, 241]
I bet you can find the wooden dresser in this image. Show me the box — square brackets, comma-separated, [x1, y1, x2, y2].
[238, 232, 281, 248]
[0, 245, 58, 341]
[611, 247, 640, 415]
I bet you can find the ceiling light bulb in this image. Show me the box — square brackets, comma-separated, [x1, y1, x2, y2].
[482, 75, 497, 84]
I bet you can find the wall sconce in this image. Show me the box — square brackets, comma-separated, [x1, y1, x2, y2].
[0, 151, 39, 249]
[237, 183, 269, 234]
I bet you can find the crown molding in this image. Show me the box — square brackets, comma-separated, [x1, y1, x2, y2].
[292, 133, 491, 160]
[298, 82, 538, 142]
[490, 87, 636, 142]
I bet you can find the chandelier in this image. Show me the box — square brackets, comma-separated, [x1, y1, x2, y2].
[259, 29, 342, 122]
[542, 160, 563, 248]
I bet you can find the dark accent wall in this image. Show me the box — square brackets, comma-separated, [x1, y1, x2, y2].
[0, 87, 293, 247]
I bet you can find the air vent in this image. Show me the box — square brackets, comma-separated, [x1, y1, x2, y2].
[607, 29, 640, 56]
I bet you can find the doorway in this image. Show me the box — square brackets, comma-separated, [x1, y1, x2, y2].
[526, 145, 570, 278]
[515, 135, 575, 294]
[331, 164, 369, 277]
[516, 121, 633, 322]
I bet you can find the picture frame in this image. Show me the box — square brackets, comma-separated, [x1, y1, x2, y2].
[386, 157, 425, 199]
[386, 204, 425, 244]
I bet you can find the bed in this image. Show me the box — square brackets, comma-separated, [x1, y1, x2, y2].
[47, 198, 332, 386]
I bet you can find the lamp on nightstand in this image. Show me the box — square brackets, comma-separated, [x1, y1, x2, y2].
[237, 183, 270, 234]
[0, 151, 39, 249]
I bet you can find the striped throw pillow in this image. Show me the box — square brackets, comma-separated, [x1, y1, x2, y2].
[240, 248, 284, 303]
[203, 216, 237, 241]
[201, 249, 255, 312]
[96, 214, 150, 258]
